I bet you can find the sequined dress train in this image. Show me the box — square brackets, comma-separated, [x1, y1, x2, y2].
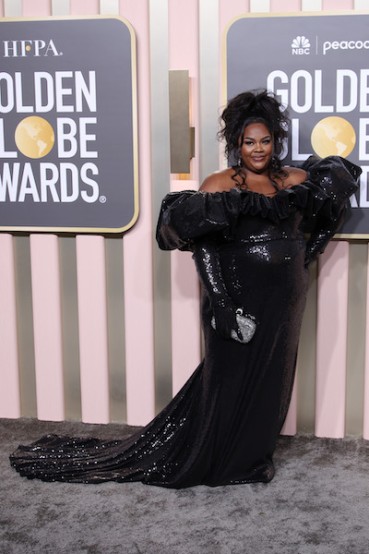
[9, 156, 360, 488]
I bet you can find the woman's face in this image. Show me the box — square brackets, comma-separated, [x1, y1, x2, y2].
[240, 122, 273, 174]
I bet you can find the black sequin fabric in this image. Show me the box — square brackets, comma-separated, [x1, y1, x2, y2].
[10, 156, 360, 488]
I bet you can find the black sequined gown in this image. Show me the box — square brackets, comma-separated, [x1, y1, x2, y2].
[10, 156, 360, 488]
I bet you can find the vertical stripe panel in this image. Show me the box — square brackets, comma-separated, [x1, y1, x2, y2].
[363, 244, 369, 440]
[354, 0, 369, 8]
[281, 376, 297, 436]
[22, 0, 49, 15]
[0, 235, 21, 418]
[302, 0, 322, 10]
[120, 0, 156, 425]
[76, 236, 110, 423]
[271, 0, 300, 10]
[297, 264, 318, 433]
[170, 181, 201, 395]
[315, 241, 349, 438]
[22, 0, 50, 17]
[3, 0, 21, 16]
[59, 237, 82, 421]
[323, 0, 352, 8]
[100, 0, 119, 13]
[149, 0, 173, 412]
[105, 238, 126, 422]
[51, 0, 71, 16]
[9, 0, 33, 428]
[168, 0, 201, 394]
[199, 0, 220, 180]
[345, 243, 366, 436]
[168, 0, 199, 180]
[70, 0, 99, 15]
[250, 0, 270, 11]
[170, 248, 201, 394]
[30, 235, 65, 420]
[220, 0, 248, 35]
[14, 237, 37, 417]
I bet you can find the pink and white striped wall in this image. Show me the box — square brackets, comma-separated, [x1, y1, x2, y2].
[0, 0, 368, 441]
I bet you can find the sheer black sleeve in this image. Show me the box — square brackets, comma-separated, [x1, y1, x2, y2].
[192, 238, 241, 340]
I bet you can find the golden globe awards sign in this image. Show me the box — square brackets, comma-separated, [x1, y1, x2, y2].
[0, 17, 138, 233]
[225, 12, 369, 238]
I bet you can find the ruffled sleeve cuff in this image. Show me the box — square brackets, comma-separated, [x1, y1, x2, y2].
[156, 188, 241, 251]
[301, 155, 360, 199]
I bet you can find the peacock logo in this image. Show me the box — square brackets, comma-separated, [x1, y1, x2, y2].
[291, 36, 311, 55]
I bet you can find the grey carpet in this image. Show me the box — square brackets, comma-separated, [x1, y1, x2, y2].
[1, 418, 368, 554]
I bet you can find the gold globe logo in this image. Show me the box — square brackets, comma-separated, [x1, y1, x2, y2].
[311, 116, 356, 158]
[15, 116, 55, 159]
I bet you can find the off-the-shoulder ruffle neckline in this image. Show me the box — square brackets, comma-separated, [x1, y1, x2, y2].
[191, 175, 338, 224]
[197, 176, 311, 200]
[193, 155, 360, 200]
[166, 156, 359, 224]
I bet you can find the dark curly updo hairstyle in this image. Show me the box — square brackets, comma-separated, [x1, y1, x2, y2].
[218, 89, 289, 175]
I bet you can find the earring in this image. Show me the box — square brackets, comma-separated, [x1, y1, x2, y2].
[237, 156, 243, 167]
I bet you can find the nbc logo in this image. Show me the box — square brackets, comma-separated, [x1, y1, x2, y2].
[291, 36, 311, 55]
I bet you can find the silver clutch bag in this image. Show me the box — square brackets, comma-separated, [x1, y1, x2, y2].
[211, 308, 257, 344]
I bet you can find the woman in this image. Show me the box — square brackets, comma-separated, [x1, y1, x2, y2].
[10, 90, 360, 487]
